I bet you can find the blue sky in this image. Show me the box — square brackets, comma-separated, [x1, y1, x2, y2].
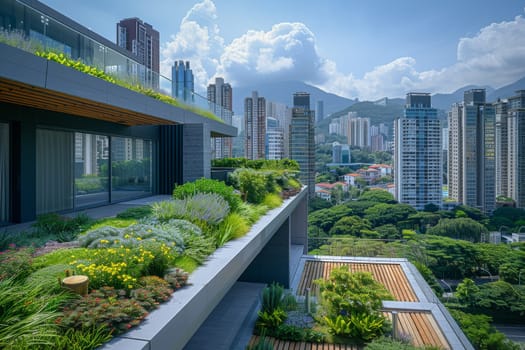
[40, 0, 525, 100]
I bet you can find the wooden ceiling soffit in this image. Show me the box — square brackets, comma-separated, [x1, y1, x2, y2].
[0, 78, 177, 126]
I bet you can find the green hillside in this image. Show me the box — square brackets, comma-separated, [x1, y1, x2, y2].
[317, 101, 404, 134]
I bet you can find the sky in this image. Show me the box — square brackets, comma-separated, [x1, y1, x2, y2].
[40, 0, 525, 101]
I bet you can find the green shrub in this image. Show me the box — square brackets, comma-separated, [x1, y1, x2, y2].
[58, 286, 148, 335]
[52, 325, 112, 350]
[315, 268, 392, 342]
[179, 231, 215, 264]
[33, 213, 93, 240]
[281, 293, 298, 311]
[131, 276, 173, 310]
[230, 168, 269, 204]
[152, 194, 230, 225]
[26, 264, 71, 294]
[173, 178, 241, 212]
[0, 247, 34, 281]
[256, 308, 287, 330]
[0, 279, 64, 348]
[263, 193, 283, 209]
[274, 324, 304, 341]
[262, 283, 284, 313]
[218, 213, 250, 241]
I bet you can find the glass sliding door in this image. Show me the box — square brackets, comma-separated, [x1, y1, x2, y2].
[36, 129, 74, 215]
[111, 137, 152, 202]
[0, 123, 9, 224]
[74, 133, 109, 208]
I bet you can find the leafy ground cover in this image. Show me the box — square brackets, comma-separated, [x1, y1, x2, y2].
[0, 161, 302, 349]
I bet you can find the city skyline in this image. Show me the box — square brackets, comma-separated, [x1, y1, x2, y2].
[39, 0, 525, 101]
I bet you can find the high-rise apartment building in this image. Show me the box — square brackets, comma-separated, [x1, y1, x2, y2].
[117, 18, 159, 87]
[494, 99, 509, 198]
[207, 77, 233, 158]
[316, 100, 324, 123]
[394, 93, 442, 210]
[290, 92, 315, 197]
[266, 101, 291, 158]
[244, 91, 266, 160]
[266, 117, 284, 160]
[348, 117, 370, 149]
[507, 90, 525, 208]
[171, 60, 194, 102]
[447, 89, 495, 213]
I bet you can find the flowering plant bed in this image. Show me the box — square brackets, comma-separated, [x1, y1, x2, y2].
[0, 161, 303, 349]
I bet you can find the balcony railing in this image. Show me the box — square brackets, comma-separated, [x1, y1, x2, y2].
[0, 0, 232, 123]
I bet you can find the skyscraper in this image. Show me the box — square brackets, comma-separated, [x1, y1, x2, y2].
[244, 91, 266, 160]
[316, 100, 324, 123]
[290, 92, 315, 197]
[348, 117, 370, 149]
[447, 89, 495, 213]
[506, 90, 525, 208]
[171, 60, 194, 102]
[266, 117, 284, 160]
[207, 77, 233, 158]
[394, 93, 442, 210]
[494, 99, 509, 198]
[266, 101, 291, 158]
[117, 18, 159, 87]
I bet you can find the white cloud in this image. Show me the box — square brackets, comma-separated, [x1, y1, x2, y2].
[161, 2, 525, 101]
[160, 0, 224, 92]
[326, 11, 525, 100]
[216, 22, 327, 87]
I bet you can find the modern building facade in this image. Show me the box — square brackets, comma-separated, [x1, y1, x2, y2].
[244, 91, 266, 160]
[447, 89, 495, 213]
[117, 17, 159, 88]
[332, 142, 350, 164]
[506, 90, 525, 208]
[289, 92, 315, 198]
[0, 0, 236, 225]
[266, 117, 284, 160]
[207, 77, 234, 158]
[316, 100, 324, 123]
[394, 93, 442, 210]
[348, 116, 370, 149]
[266, 101, 291, 158]
[171, 60, 194, 102]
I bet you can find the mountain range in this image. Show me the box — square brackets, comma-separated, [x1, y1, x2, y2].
[232, 81, 356, 117]
[231, 76, 525, 129]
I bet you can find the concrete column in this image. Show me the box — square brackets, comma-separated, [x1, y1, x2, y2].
[290, 191, 308, 253]
[182, 124, 211, 182]
[239, 217, 291, 288]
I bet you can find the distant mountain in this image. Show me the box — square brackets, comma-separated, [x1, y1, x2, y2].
[232, 81, 356, 117]
[431, 85, 495, 111]
[429, 76, 525, 111]
[487, 76, 525, 102]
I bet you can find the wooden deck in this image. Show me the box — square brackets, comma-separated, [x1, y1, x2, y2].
[248, 336, 362, 350]
[296, 260, 418, 302]
[385, 311, 450, 349]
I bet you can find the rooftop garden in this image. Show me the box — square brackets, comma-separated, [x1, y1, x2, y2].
[0, 159, 302, 349]
[0, 29, 222, 123]
[248, 268, 442, 350]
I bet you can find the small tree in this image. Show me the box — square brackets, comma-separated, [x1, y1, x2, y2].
[315, 267, 393, 342]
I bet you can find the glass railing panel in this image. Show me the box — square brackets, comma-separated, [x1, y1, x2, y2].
[2, 0, 235, 123]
